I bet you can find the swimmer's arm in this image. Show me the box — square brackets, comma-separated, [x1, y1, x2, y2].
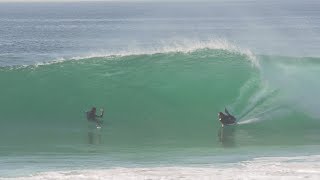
[97, 108, 104, 118]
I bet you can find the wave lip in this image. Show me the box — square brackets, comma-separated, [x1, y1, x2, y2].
[7, 38, 258, 69]
[70, 39, 258, 65]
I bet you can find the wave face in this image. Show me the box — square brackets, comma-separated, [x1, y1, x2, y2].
[1, 48, 320, 155]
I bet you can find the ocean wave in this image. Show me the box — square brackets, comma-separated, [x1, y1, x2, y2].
[1, 44, 320, 152]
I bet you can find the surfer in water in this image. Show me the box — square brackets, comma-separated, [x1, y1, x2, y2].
[86, 107, 104, 126]
[218, 108, 236, 126]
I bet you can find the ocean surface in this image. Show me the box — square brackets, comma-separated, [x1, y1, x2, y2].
[1, 1, 320, 179]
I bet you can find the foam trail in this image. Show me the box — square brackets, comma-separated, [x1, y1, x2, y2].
[238, 104, 285, 125]
[5, 155, 320, 180]
[238, 117, 261, 125]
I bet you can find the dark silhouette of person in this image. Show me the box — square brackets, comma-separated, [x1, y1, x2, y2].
[218, 108, 236, 126]
[86, 107, 104, 126]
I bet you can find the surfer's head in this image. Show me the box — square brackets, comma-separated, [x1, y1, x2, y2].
[218, 112, 224, 117]
[91, 107, 96, 113]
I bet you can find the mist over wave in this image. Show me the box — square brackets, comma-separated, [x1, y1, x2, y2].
[5, 39, 257, 68]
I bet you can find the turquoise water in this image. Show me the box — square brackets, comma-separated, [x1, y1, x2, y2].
[1, 1, 320, 179]
[1, 50, 320, 156]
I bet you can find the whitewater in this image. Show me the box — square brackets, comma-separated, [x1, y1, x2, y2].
[1, 1, 320, 179]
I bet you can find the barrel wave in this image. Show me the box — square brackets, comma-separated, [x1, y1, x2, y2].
[1, 48, 320, 156]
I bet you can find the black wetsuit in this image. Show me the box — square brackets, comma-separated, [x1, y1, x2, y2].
[86, 111, 96, 122]
[219, 113, 236, 125]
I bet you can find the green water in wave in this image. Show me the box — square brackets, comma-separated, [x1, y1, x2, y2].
[1, 50, 320, 155]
